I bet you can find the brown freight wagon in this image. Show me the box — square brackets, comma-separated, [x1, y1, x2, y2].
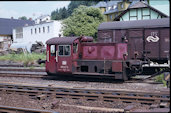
[98, 18, 170, 75]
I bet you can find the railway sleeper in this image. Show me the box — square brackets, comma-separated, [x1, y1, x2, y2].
[37, 94, 47, 100]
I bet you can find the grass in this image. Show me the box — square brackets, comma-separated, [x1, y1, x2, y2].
[0, 52, 46, 67]
[155, 73, 167, 87]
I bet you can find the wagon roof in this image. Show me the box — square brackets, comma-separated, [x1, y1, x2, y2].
[98, 18, 170, 30]
[46, 37, 79, 45]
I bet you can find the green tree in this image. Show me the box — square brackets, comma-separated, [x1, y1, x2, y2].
[62, 5, 105, 40]
[51, 1, 99, 20]
[51, 10, 57, 20]
[61, 7, 68, 19]
[67, 1, 98, 18]
[18, 16, 27, 20]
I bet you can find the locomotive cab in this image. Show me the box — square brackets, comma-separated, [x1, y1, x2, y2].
[45, 36, 93, 75]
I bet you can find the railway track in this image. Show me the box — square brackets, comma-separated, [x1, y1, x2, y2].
[0, 66, 45, 73]
[0, 105, 54, 113]
[0, 83, 170, 106]
[0, 66, 165, 84]
[0, 66, 47, 78]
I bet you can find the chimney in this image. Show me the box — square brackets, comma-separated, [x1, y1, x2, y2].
[29, 18, 32, 21]
[25, 24, 28, 26]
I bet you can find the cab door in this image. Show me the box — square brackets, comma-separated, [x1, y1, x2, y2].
[57, 45, 72, 73]
[46, 45, 57, 73]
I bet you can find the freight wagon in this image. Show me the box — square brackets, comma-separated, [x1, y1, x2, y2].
[98, 18, 170, 75]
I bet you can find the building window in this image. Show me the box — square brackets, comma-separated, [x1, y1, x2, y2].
[31, 29, 32, 34]
[110, 15, 113, 20]
[35, 28, 37, 34]
[142, 8, 150, 20]
[39, 28, 41, 33]
[108, 7, 111, 11]
[47, 26, 50, 33]
[16, 28, 23, 39]
[43, 27, 45, 33]
[121, 3, 124, 9]
[113, 5, 116, 9]
[115, 13, 118, 17]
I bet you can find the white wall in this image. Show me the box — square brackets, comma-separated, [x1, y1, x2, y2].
[13, 21, 63, 45]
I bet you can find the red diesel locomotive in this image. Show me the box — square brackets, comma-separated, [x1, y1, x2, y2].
[46, 36, 128, 80]
[45, 18, 170, 80]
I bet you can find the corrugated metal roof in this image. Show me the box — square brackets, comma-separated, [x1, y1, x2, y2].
[107, 1, 119, 7]
[128, 1, 148, 8]
[129, 1, 149, 9]
[46, 37, 80, 45]
[0, 18, 34, 35]
[98, 18, 170, 30]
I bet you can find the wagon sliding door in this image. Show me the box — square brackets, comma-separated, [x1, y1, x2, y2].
[128, 29, 143, 59]
[144, 29, 159, 59]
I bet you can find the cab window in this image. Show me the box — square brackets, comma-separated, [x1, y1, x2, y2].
[58, 45, 71, 56]
[50, 45, 56, 56]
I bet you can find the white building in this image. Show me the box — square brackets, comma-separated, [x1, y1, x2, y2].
[35, 15, 51, 24]
[12, 20, 63, 52]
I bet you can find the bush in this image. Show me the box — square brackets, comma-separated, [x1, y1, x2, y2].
[0, 53, 46, 67]
[155, 74, 167, 86]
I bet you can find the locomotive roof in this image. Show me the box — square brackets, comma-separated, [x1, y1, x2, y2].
[98, 18, 170, 30]
[46, 37, 79, 45]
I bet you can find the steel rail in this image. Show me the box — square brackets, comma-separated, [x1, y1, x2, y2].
[0, 83, 169, 105]
[0, 105, 56, 113]
[0, 73, 47, 78]
[0, 66, 45, 72]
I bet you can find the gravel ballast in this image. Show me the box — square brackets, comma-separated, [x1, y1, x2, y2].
[0, 76, 167, 92]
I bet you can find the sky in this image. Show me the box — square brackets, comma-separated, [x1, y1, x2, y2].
[0, 1, 71, 19]
[0, 1, 169, 20]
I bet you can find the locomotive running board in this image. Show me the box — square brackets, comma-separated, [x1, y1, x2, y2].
[72, 72, 115, 76]
[72, 72, 125, 79]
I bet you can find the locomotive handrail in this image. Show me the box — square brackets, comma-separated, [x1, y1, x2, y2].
[55, 50, 58, 62]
